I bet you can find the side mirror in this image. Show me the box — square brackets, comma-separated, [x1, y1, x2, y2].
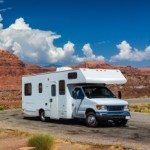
[118, 91, 122, 99]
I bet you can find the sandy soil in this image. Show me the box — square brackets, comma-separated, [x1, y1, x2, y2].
[0, 129, 129, 150]
[0, 109, 149, 150]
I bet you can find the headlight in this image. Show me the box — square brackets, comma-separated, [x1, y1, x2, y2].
[96, 105, 102, 110]
[96, 105, 105, 110]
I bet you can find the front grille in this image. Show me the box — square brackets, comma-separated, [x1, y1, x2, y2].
[107, 105, 124, 111]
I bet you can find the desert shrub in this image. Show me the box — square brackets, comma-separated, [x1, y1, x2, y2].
[0, 105, 5, 111]
[28, 134, 54, 150]
[130, 104, 150, 113]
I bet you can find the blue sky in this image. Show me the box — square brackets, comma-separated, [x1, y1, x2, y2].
[0, 0, 150, 67]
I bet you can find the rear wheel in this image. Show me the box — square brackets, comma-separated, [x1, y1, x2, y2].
[39, 110, 46, 122]
[114, 119, 128, 126]
[86, 112, 98, 127]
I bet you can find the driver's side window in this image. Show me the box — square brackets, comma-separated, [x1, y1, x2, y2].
[72, 88, 84, 99]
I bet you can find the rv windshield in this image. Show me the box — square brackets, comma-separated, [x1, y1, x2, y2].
[83, 86, 116, 99]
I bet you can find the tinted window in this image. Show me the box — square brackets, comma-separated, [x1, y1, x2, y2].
[73, 88, 84, 99]
[68, 72, 77, 79]
[59, 80, 65, 95]
[51, 84, 56, 96]
[39, 83, 42, 93]
[83, 86, 116, 98]
[24, 83, 32, 96]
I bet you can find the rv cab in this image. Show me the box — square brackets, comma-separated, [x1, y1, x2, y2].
[71, 84, 130, 127]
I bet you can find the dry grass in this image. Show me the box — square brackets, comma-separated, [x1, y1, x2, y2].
[28, 134, 54, 150]
[56, 140, 130, 150]
[0, 128, 30, 138]
[130, 104, 150, 113]
[0, 128, 132, 150]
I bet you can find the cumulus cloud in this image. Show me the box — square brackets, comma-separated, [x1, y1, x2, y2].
[0, 16, 74, 65]
[0, 15, 105, 65]
[82, 43, 93, 57]
[0, 14, 3, 29]
[73, 43, 105, 63]
[9, 17, 31, 30]
[0, 7, 12, 12]
[110, 41, 150, 62]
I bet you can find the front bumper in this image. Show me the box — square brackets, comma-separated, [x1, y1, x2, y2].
[96, 111, 131, 120]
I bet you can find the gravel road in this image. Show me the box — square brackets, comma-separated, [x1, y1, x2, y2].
[0, 109, 150, 150]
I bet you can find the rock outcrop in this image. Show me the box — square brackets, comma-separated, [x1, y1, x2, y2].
[0, 50, 54, 108]
[71, 61, 150, 98]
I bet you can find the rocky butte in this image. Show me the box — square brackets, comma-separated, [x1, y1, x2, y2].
[0, 50, 54, 108]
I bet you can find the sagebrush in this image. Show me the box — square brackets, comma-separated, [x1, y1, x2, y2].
[28, 134, 54, 150]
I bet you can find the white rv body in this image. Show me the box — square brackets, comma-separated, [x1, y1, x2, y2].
[22, 68, 130, 127]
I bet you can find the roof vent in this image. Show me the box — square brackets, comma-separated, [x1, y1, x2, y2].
[56, 67, 72, 72]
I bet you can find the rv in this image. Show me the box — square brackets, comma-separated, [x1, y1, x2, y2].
[22, 67, 130, 127]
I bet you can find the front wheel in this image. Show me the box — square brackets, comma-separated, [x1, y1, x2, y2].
[114, 119, 128, 126]
[86, 112, 98, 127]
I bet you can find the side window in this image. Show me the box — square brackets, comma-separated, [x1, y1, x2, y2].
[51, 84, 56, 96]
[59, 80, 65, 95]
[68, 72, 77, 79]
[39, 83, 42, 93]
[73, 88, 84, 99]
[24, 83, 32, 96]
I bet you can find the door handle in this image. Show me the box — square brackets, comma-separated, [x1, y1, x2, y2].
[50, 99, 53, 102]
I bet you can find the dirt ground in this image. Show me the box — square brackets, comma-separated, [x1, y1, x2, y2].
[0, 108, 150, 150]
[0, 129, 130, 150]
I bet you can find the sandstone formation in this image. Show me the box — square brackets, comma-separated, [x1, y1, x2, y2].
[0, 50, 54, 108]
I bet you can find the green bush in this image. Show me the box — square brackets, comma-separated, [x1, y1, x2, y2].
[0, 106, 5, 111]
[28, 134, 54, 150]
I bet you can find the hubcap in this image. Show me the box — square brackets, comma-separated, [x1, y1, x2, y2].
[41, 112, 45, 121]
[88, 115, 96, 125]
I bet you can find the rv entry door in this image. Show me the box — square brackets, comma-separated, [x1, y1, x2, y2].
[50, 82, 58, 119]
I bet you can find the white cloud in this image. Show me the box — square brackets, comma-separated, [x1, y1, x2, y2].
[73, 43, 105, 63]
[0, 16, 74, 65]
[0, 14, 3, 29]
[110, 41, 150, 62]
[0, 15, 105, 65]
[82, 43, 93, 57]
[0, 7, 12, 12]
[1, 15, 149, 65]
[9, 17, 31, 30]
[0, 14, 2, 21]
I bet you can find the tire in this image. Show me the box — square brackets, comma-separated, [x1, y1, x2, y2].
[86, 112, 98, 127]
[114, 119, 128, 127]
[39, 110, 46, 122]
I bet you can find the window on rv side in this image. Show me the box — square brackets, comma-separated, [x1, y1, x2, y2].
[59, 80, 65, 95]
[24, 83, 32, 96]
[68, 72, 77, 79]
[39, 83, 42, 93]
[51, 84, 56, 96]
